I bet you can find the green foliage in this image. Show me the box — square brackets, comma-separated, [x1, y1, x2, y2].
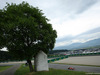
[0, 65, 12, 72]
[0, 51, 11, 62]
[0, 1, 57, 60]
[0, 9, 6, 49]
[15, 64, 86, 75]
[0, 51, 20, 62]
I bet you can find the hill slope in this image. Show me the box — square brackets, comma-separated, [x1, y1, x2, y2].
[55, 38, 100, 50]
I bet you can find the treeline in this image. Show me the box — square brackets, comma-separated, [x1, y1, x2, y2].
[0, 51, 20, 62]
[49, 49, 68, 54]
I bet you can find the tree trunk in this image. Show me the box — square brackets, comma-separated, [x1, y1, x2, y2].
[27, 59, 34, 72]
[34, 56, 37, 72]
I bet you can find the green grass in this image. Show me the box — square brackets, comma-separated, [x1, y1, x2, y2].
[0, 65, 12, 72]
[28, 68, 86, 75]
[15, 64, 86, 75]
[15, 64, 30, 75]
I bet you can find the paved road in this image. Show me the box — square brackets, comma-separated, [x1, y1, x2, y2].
[49, 63, 100, 73]
[0, 62, 100, 74]
[0, 64, 21, 75]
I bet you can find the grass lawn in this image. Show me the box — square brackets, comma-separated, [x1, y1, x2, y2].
[15, 64, 86, 75]
[15, 64, 30, 75]
[0, 65, 13, 72]
[27, 68, 86, 75]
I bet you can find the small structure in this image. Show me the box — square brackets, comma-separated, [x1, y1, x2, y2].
[34, 50, 49, 71]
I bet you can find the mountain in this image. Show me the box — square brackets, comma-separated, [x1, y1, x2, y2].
[55, 38, 100, 50]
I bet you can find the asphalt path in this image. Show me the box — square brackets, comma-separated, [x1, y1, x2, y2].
[49, 63, 100, 73]
[0, 62, 100, 75]
[0, 64, 21, 75]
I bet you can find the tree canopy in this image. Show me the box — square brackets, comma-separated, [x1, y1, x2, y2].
[0, 10, 6, 49]
[0, 2, 57, 72]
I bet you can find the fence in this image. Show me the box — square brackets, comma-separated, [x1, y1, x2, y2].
[68, 52, 100, 57]
[48, 52, 100, 63]
[48, 55, 68, 63]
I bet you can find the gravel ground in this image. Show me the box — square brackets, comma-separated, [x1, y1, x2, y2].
[53, 56, 100, 66]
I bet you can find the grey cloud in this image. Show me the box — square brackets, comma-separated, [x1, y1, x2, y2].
[44, 0, 99, 20]
[60, 0, 98, 14]
[0, 0, 23, 9]
[75, 27, 100, 41]
[21, 0, 99, 21]
[55, 27, 100, 48]
[76, 0, 98, 14]
[78, 27, 100, 36]
[56, 35, 74, 43]
[57, 0, 97, 13]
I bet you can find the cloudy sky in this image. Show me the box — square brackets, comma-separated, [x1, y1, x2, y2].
[0, 0, 100, 50]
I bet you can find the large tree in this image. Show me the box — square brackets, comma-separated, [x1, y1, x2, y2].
[0, 2, 57, 72]
[0, 9, 6, 49]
